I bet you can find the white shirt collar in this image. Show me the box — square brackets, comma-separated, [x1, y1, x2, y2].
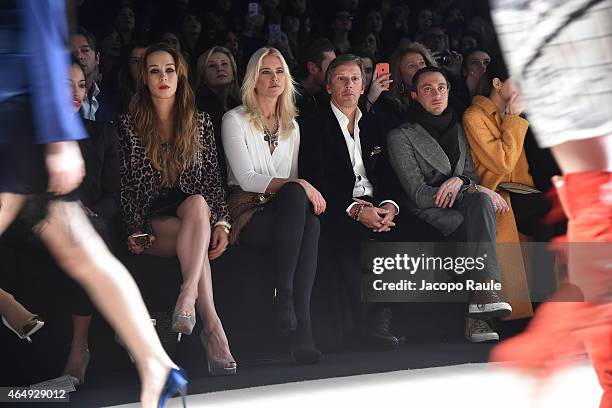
[330, 100, 362, 129]
[90, 80, 100, 99]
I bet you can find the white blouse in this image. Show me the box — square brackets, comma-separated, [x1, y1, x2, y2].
[221, 105, 300, 193]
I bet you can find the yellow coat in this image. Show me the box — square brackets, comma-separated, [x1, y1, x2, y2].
[463, 95, 534, 319]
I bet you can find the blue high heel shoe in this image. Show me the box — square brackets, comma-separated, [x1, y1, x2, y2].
[158, 366, 188, 408]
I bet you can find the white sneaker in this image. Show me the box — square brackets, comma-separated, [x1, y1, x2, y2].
[465, 318, 500, 343]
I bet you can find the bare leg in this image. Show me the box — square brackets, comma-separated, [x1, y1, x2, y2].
[37, 201, 174, 408]
[195, 251, 235, 367]
[0, 193, 27, 235]
[550, 135, 612, 174]
[147, 195, 211, 319]
[62, 314, 91, 385]
[145, 196, 234, 367]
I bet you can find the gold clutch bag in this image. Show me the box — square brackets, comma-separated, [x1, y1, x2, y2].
[496, 182, 541, 195]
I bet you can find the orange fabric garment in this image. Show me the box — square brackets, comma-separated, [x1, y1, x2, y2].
[463, 95, 534, 319]
[463, 95, 533, 194]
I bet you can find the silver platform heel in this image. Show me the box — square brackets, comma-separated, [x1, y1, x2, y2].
[199, 331, 237, 376]
[171, 312, 196, 342]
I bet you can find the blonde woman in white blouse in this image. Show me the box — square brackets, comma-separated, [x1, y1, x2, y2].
[222, 47, 324, 364]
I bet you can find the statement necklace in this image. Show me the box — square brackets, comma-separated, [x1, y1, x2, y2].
[262, 114, 280, 148]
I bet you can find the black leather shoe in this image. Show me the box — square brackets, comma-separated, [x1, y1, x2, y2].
[361, 308, 400, 351]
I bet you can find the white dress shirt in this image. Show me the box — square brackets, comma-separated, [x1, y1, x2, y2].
[329, 101, 399, 215]
[222, 105, 300, 193]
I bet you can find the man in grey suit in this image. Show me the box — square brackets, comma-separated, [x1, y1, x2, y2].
[387, 66, 512, 343]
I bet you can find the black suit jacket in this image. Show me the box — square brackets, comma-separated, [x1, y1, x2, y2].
[299, 103, 398, 229]
[78, 119, 120, 221]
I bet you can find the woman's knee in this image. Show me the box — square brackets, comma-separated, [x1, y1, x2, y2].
[178, 194, 210, 219]
[278, 182, 308, 205]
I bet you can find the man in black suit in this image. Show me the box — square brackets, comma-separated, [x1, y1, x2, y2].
[299, 54, 441, 350]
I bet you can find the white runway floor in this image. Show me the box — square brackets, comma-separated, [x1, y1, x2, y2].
[110, 360, 602, 408]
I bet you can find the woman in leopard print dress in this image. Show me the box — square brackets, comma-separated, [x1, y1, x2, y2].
[118, 43, 236, 375]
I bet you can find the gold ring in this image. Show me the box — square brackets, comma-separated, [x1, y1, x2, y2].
[447, 192, 453, 198]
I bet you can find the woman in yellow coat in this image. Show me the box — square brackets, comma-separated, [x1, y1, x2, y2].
[463, 61, 542, 319]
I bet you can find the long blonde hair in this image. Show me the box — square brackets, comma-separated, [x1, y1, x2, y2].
[129, 43, 201, 186]
[194, 46, 239, 92]
[241, 47, 297, 137]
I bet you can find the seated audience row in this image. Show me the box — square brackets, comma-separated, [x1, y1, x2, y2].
[115, 45, 518, 355]
[5, 35, 556, 384]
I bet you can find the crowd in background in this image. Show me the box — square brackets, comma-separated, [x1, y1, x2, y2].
[1, 0, 566, 392]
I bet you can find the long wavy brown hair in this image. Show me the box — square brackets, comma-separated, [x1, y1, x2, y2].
[129, 43, 201, 186]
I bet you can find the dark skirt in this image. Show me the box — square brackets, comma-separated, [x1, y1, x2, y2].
[147, 187, 190, 218]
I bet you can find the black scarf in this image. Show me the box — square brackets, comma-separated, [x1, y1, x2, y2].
[409, 103, 460, 171]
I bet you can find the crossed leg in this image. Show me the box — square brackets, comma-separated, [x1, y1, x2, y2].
[146, 194, 234, 367]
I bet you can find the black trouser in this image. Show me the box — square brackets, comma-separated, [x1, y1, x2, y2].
[447, 191, 501, 283]
[320, 198, 443, 328]
[240, 182, 320, 322]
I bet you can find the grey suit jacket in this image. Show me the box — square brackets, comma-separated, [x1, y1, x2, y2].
[387, 122, 479, 235]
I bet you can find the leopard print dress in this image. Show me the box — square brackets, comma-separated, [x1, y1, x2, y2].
[118, 111, 229, 235]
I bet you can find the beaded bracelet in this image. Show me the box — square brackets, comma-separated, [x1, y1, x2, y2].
[350, 203, 363, 220]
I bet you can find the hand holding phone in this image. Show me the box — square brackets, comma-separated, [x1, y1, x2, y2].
[132, 233, 151, 247]
[374, 63, 390, 89]
[128, 233, 154, 254]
